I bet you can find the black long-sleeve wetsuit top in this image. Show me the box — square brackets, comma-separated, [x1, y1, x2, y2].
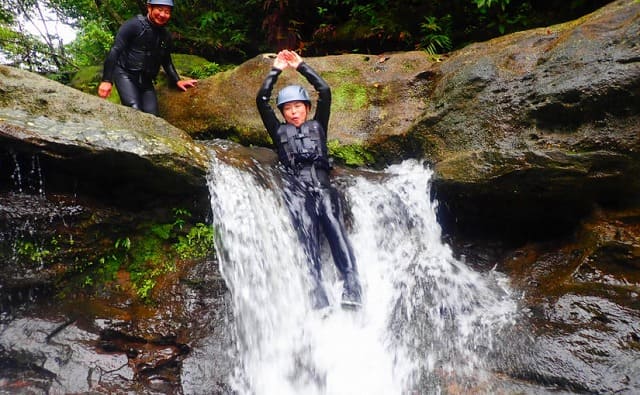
[101, 15, 180, 87]
[256, 62, 332, 169]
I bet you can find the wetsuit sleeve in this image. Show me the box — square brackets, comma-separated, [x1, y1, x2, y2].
[297, 62, 331, 134]
[256, 67, 283, 141]
[160, 32, 181, 88]
[101, 18, 139, 83]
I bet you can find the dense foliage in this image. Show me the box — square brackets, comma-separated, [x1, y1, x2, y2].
[1, 0, 613, 76]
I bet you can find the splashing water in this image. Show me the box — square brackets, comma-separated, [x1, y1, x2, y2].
[207, 147, 517, 394]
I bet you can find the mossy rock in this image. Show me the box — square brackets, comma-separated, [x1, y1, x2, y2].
[158, 51, 431, 147]
[328, 139, 375, 167]
[69, 65, 120, 105]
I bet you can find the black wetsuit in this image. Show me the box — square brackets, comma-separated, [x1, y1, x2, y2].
[256, 63, 362, 308]
[102, 15, 181, 115]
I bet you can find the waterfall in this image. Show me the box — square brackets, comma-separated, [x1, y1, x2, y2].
[207, 146, 517, 394]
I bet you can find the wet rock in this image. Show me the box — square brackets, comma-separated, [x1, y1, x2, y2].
[0, 317, 134, 393]
[0, 253, 233, 394]
[0, 65, 210, 210]
[424, 0, 640, 240]
[489, 207, 640, 393]
[524, 294, 640, 394]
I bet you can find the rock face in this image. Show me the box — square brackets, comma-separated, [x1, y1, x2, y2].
[0, 66, 223, 393]
[0, 65, 210, 210]
[417, 0, 640, 239]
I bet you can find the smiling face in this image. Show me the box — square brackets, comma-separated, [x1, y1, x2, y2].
[281, 101, 310, 127]
[147, 5, 172, 26]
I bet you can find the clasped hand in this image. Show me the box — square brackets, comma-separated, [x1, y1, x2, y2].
[274, 49, 303, 70]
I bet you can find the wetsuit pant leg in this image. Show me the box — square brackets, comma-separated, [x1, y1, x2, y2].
[113, 67, 159, 115]
[282, 178, 329, 308]
[139, 85, 159, 115]
[113, 67, 141, 110]
[318, 186, 362, 303]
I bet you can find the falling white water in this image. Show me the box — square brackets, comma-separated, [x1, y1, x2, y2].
[207, 147, 517, 394]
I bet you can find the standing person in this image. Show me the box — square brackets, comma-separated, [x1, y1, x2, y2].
[256, 50, 363, 310]
[97, 0, 197, 115]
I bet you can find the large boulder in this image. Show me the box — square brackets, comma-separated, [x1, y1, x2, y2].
[0, 65, 210, 209]
[415, 0, 640, 239]
[157, 51, 430, 146]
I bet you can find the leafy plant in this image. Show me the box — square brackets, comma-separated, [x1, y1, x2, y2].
[13, 234, 68, 263]
[188, 62, 223, 79]
[66, 20, 113, 67]
[115, 237, 130, 250]
[175, 223, 215, 260]
[15, 240, 51, 263]
[474, 0, 511, 11]
[472, 0, 531, 35]
[417, 15, 453, 55]
[127, 233, 171, 300]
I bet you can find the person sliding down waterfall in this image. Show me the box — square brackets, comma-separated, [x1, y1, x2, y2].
[256, 50, 363, 310]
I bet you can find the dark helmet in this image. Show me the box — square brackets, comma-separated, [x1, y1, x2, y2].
[148, 0, 174, 6]
[276, 85, 311, 109]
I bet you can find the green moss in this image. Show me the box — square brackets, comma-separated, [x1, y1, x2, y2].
[69, 65, 102, 93]
[328, 139, 374, 167]
[126, 232, 170, 299]
[332, 83, 369, 112]
[171, 54, 212, 71]
[402, 59, 422, 71]
[14, 239, 53, 263]
[123, 208, 214, 300]
[324, 68, 359, 80]
[174, 223, 215, 260]
[69, 65, 121, 104]
[323, 69, 363, 105]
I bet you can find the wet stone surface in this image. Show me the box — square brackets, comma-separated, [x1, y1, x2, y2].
[0, 259, 232, 394]
[0, 188, 233, 394]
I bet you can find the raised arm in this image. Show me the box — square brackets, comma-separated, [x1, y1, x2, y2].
[256, 52, 289, 140]
[297, 62, 331, 133]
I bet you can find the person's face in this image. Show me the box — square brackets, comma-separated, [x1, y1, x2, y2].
[282, 101, 309, 127]
[147, 5, 172, 26]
